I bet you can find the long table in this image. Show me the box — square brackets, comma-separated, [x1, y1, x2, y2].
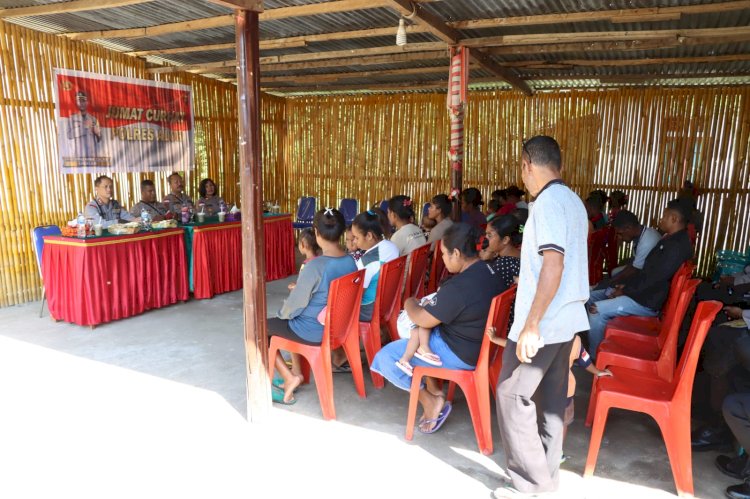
[42, 228, 189, 327]
[184, 214, 296, 299]
[42, 215, 296, 325]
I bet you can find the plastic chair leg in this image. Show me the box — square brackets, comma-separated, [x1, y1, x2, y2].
[342, 333, 366, 398]
[360, 324, 384, 389]
[447, 381, 457, 403]
[405, 372, 424, 441]
[308, 350, 336, 420]
[584, 400, 611, 477]
[585, 376, 600, 427]
[299, 356, 311, 384]
[461, 378, 493, 455]
[659, 415, 694, 497]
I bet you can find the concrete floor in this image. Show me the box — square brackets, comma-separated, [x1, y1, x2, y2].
[0, 277, 739, 498]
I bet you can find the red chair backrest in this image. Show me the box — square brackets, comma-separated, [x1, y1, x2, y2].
[603, 225, 618, 272]
[428, 239, 447, 293]
[659, 261, 693, 324]
[588, 229, 608, 285]
[476, 285, 518, 372]
[322, 269, 366, 349]
[655, 279, 700, 380]
[672, 300, 722, 403]
[404, 243, 431, 301]
[375, 256, 408, 325]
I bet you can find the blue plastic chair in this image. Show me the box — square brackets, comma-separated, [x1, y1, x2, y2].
[339, 198, 358, 225]
[379, 199, 389, 213]
[293, 196, 316, 229]
[422, 202, 430, 223]
[31, 224, 62, 317]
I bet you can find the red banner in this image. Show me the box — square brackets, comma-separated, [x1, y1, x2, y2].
[54, 69, 194, 173]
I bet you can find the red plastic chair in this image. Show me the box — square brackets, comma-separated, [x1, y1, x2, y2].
[404, 286, 517, 455]
[403, 243, 431, 304]
[359, 256, 407, 389]
[583, 300, 722, 497]
[588, 229, 608, 286]
[599, 280, 699, 377]
[488, 286, 517, 398]
[267, 269, 365, 421]
[602, 261, 693, 345]
[603, 225, 618, 273]
[586, 279, 700, 426]
[426, 240, 448, 295]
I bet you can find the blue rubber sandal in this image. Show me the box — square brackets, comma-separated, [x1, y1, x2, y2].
[418, 402, 452, 434]
[271, 385, 296, 405]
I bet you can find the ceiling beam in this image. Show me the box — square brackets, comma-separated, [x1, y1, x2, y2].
[486, 34, 750, 56]
[148, 50, 450, 74]
[384, 0, 532, 95]
[261, 42, 445, 64]
[65, 0, 395, 40]
[0, 0, 151, 19]
[126, 24, 432, 57]
[263, 70, 750, 94]
[259, 64, 480, 83]
[206, 0, 263, 10]
[461, 26, 750, 48]
[446, 0, 750, 29]
[128, 39, 309, 57]
[510, 53, 750, 69]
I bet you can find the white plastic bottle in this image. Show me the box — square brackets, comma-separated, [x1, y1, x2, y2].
[76, 212, 86, 238]
[141, 208, 151, 230]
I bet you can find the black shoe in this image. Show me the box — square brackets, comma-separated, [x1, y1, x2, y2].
[726, 479, 750, 499]
[692, 425, 733, 452]
[717, 454, 749, 480]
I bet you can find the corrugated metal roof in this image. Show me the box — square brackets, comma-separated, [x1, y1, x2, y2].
[1, 0, 748, 93]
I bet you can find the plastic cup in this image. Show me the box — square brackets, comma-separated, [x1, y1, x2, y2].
[197, 213, 205, 223]
[94, 224, 103, 236]
[218, 212, 226, 222]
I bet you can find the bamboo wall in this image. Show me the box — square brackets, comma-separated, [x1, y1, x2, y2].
[271, 87, 750, 279]
[0, 21, 285, 307]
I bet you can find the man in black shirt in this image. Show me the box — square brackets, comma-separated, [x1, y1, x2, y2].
[586, 199, 694, 358]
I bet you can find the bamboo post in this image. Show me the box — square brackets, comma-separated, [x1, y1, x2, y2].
[235, 6, 271, 421]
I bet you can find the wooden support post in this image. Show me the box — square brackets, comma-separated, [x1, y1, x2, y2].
[235, 6, 271, 422]
[447, 46, 468, 221]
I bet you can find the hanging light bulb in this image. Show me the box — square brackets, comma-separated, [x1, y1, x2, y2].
[396, 18, 407, 46]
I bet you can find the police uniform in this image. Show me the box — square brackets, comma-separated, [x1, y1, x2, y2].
[84, 198, 135, 229]
[197, 196, 225, 215]
[130, 201, 168, 218]
[164, 192, 194, 212]
[67, 112, 101, 159]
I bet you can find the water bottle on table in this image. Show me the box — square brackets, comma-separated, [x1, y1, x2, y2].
[76, 212, 86, 238]
[141, 208, 152, 230]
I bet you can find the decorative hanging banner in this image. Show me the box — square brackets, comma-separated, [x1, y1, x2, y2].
[54, 69, 194, 174]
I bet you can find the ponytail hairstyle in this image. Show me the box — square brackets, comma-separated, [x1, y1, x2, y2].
[431, 194, 452, 218]
[352, 210, 385, 240]
[297, 227, 322, 255]
[388, 195, 415, 222]
[442, 222, 480, 258]
[489, 215, 523, 247]
[313, 208, 346, 242]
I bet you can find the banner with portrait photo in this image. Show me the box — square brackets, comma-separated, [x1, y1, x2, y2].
[54, 69, 194, 174]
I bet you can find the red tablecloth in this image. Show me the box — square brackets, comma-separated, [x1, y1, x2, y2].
[192, 215, 295, 299]
[42, 228, 189, 326]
